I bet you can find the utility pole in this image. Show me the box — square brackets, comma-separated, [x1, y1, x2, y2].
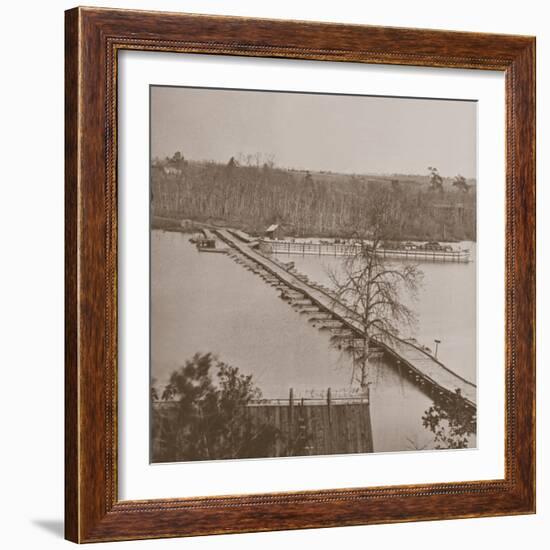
[434, 339, 441, 359]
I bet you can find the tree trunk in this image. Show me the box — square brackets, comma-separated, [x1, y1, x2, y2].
[360, 335, 370, 390]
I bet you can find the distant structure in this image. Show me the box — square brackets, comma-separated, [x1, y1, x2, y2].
[265, 223, 283, 240]
[163, 166, 182, 177]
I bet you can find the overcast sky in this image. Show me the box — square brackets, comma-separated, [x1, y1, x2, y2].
[151, 86, 477, 178]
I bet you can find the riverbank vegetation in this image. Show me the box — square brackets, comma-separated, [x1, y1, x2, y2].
[151, 154, 476, 241]
[422, 390, 477, 449]
[151, 354, 279, 462]
[151, 353, 312, 462]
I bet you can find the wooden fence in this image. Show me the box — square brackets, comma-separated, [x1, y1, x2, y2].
[262, 239, 470, 263]
[247, 388, 373, 456]
[152, 388, 374, 460]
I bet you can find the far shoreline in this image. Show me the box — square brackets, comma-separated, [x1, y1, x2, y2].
[151, 215, 477, 244]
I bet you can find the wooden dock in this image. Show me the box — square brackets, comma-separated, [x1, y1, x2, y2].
[264, 240, 359, 257]
[263, 239, 470, 263]
[217, 229, 476, 407]
[228, 228, 258, 244]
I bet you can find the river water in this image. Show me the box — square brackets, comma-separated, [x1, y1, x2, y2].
[151, 230, 476, 453]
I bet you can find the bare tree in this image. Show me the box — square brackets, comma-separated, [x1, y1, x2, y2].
[327, 189, 422, 390]
[428, 166, 444, 193]
[452, 174, 470, 193]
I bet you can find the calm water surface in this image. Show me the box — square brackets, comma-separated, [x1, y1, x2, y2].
[151, 231, 476, 452]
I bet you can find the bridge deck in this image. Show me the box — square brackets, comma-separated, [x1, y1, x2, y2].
[217, 229, 476, 407]
[227, 228, 258, 243]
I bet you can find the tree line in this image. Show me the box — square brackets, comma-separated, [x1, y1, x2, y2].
[151, 155, 476, 241]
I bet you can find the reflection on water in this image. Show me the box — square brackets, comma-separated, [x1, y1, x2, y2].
[151, 230, 475, 453]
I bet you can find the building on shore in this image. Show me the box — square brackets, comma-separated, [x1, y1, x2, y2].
[265, 223, 283, 240]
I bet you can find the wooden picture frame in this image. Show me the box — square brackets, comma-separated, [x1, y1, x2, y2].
[65, 6, 536, 543]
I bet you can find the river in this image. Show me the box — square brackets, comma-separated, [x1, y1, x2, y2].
[151, 230, 476, 453]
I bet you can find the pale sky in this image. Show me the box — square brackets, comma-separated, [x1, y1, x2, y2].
[151, 86, 477, 178]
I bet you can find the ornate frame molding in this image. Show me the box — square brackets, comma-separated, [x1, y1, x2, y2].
[65, 7, 535, 543]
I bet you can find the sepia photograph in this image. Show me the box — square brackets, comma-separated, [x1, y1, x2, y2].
[149, 85, 477, 463]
